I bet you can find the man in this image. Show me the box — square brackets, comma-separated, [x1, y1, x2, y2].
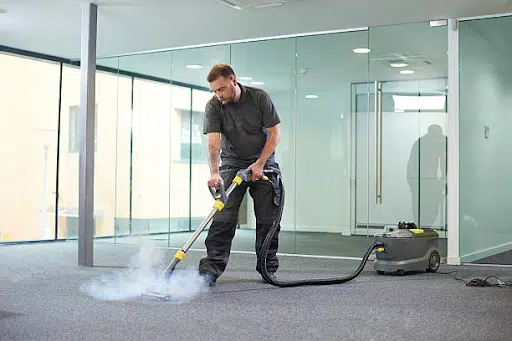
[198, 64, 283, 286]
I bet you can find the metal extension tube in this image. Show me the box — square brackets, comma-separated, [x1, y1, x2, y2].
[141, 168, 266, 300]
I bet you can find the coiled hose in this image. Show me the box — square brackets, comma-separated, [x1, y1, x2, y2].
[258, 176, 384, 287]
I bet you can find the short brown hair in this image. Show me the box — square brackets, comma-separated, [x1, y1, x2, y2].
[207, 64, 236, 83]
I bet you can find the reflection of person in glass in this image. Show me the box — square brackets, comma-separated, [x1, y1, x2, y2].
[198, 64, 282, 286]
[407, 124, 447, 227]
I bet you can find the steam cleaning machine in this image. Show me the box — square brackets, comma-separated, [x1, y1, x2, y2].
[142, 168, 440, 301]
[373, 222, 441, 275]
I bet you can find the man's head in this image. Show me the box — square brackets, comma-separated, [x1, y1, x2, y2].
[207, 64, 238, 104]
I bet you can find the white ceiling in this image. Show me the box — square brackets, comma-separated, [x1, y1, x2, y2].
[1, 0, 512, 60]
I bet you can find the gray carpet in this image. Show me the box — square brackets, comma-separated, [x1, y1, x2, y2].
[1, 242, 511, 341]
[473, 249, 512, 265]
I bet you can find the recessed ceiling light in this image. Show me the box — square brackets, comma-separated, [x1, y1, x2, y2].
[353, 48, 371, 54]
[251, 81, 264, 86]
[0, 9, 7, 14]
[217, 0, 243, 10]
[253, 2, 283, 8]
[305, 95, 319, 99]
[239, 76, 252, 81]
[185, 64, 202, 69]
[390, 62, 408, 68]
[400, 70, 415, 75]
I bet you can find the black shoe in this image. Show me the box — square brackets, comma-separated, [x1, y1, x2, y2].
[261, 271, 277, 284]
[200, 271, 217, 287]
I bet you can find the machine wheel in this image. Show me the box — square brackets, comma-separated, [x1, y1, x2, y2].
[427, 251, 440, 272]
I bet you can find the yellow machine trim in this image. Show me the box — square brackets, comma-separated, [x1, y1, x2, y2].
[174, 250, 186, 261]
[233, 176, 243, 185]
[409, 229, 424, 234]
[377, 247, 385, 252]
[408, 228, 439, 237]
[213, 200, 225, 211]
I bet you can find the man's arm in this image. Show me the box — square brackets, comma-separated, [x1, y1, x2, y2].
[256, 124, 280, 167]
[207, 132, 221, 175]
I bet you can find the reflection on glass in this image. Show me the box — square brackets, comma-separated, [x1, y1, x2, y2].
[354, 79, 447, 237]
[407, 123, 447, 228]
[0, 53, 60, 242]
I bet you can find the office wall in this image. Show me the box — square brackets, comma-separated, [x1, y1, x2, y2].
[459, 16, 512, 261]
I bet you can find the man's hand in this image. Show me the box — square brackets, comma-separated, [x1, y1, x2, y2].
[248, 162, 264, 182]
[208, 173, 223, 189]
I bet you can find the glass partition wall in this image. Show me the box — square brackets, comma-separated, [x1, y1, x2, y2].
[85, 21, 448, 260]
[0, 20, 450, 262]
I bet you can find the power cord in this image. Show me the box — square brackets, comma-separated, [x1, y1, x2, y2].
[438, 271, 512, 287]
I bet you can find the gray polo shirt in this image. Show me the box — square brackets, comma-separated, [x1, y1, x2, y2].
[203, 83, 281, 168]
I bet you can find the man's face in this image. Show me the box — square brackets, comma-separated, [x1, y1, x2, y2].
[209, 76, 237, 104]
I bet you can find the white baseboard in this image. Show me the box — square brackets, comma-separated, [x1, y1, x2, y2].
[460, 241, 512, 263]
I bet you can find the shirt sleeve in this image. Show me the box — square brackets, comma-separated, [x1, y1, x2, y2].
[203, 99, 222, 134]
[258, 91, 281, 128]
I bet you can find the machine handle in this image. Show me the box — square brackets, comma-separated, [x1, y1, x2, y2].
[234, 168, 269, 183]
[209, 179, 227, 203]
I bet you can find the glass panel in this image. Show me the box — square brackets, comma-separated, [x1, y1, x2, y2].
[459, 16, 512, 265]
[169, 46, 230, 250]
[296, 30, 370, 257]
[95, 68, 132, 239]
[229, 38, 296, 254]
[0, 53, 60, 242]
[129, 52, 173, 244]
[366, 22, 448, 256]
[60, 61, 132, 241]
[59, 63, 81, 240]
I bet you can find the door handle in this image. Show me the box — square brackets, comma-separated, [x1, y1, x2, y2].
[374, 81, 383, 204]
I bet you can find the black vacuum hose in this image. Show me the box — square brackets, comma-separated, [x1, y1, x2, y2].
[258, 176, 384, 287]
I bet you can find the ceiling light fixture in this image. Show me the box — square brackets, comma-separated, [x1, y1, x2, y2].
[217, 0, 243, 10]
[239, 76, 252, 81]
[253, 2, 283, 8]
[305, 95, 319, 99]
[390, 62, 408, 68]
[353, 48, 370, 54]
[400, 70, 415, 75]
[251, 81, 264, 86]
[185, 64, 203, 69]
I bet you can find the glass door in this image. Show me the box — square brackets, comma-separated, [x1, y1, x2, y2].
[353, 22, 448, 250]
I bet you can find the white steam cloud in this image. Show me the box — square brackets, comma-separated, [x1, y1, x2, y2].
[81, 242, 210, 303]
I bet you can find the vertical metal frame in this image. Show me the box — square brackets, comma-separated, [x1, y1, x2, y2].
[447, 18, 461, 265]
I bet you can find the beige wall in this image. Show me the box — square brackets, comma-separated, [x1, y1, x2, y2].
[0, 53, 214, 242]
